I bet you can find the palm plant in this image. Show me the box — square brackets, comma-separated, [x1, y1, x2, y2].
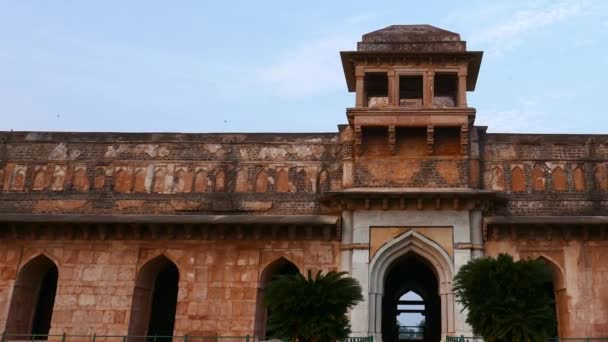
[453, 253, 557, 342]
[263, 270, 363, 342]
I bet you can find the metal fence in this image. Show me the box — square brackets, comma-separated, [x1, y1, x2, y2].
[447, 337, 608, 342]
[0, 334, 374, 342]
[446, 337, 482, 342]
[397, 326, 423, 340]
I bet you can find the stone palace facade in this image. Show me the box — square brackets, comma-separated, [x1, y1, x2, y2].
[0, 25, 606, 342]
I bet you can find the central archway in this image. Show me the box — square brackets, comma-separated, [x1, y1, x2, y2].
[383, 255, 441, 342]
[369, 230, 455, 342]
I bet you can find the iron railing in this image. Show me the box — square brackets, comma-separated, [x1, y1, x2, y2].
[447, 337, 608, 342]
[0, 334, 374, 342]
[397, 326, 423, 340]
[446, 337, 482, 342]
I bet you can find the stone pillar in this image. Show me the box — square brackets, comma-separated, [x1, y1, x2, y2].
[457, 72, 467, 107]
[356, 67, 365, 107]
[424, 71, 435, 107]
[469, 210, 484, 259]
[387, 70, 396, 106]
[341, 210, 354, 273]
[350, 248, 370, 336]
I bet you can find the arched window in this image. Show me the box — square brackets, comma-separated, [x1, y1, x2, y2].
[254, 258, 300, 339]
[318, 170, 330, 193]
[6, 255, 59, 339]
[128, 255, 179, 341]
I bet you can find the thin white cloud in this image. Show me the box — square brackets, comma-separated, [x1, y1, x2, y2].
[256, 32, 356, 98]
[255, 16, 380, 98]
[477, 98, 548, 133]
[470, 0, 593, 55]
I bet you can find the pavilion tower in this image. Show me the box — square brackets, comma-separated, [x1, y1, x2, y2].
[339, 25, 483, 190]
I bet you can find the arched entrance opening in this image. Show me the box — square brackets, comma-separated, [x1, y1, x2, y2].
[383, 254, 441, 342]
[369, 231, 455, 342]
[6, 255, 58, 339]
[128, 255, 179, 341]
[254, 258, 300, 339]
[538, 256, 568, 338]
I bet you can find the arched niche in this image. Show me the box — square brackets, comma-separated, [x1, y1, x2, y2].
[127, 255, 179, 341]
[369, 230, 454, 342]
[253, 257, 300, 339]
[6, 254, 59, 339]
[255, 170, 268, 193]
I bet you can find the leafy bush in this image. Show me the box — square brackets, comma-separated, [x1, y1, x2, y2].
[263, 270, 363, 342]
[453, 254, 556, 342]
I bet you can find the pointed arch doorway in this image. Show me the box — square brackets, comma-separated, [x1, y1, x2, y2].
[6, 255, 59, 339]
[369, 231, 455, 342]
[253, 258, 300, 339]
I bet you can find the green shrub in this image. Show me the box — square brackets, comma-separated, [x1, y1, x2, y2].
[453, 254, 557, 342]
[263, 270, 363, 342]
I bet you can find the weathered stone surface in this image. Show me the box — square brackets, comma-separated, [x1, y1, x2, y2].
[0, 24, 607, 339]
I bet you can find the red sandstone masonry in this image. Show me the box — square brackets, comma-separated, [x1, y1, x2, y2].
[0, 239, 340, 336]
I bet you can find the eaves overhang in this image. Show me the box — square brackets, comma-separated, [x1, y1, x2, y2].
[0, 213, 340, 226]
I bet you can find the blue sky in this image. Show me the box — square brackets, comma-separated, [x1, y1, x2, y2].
[1, 0, 607, 134]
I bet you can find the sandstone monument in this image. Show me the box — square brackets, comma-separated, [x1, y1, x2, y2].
[0, 25, 606, 342]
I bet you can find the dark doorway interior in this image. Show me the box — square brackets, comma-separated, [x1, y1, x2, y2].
[127, 255, 180, 342]
[31, 266, 58, 338]
[147, 263, 179, 339]
[383, 254, 441, 342]
[5, 255, 58, 340]
[541, 262, 559, 338]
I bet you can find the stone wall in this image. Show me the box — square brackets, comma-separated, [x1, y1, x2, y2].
[0, 236, 340, 336]
[481, 133, 608, 216]
[0, 132, 344, 216]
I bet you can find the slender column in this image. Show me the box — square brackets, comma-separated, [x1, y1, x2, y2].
[447, 291, 455, 334]
[440, 291, 448, 338]
[356, 76, 365, 107]
[356, 67, 365, 107]
[387, 70, 396, 106]
[457, 72, 467, 107]
[469, 210, 484, 259]
[340, 210, 354, 273]
[424, 70, 435, 107]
